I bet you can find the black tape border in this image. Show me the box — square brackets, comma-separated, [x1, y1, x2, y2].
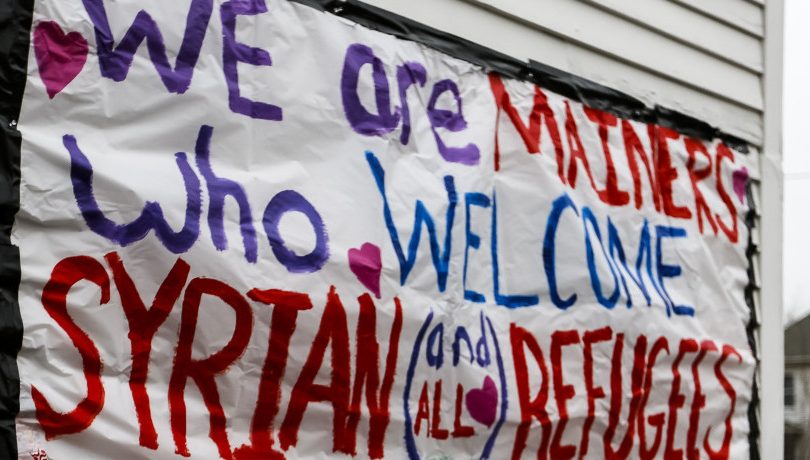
[0, 0, 760, 457]
[0, 0, 31, 458]
[745, 183, 760, 460]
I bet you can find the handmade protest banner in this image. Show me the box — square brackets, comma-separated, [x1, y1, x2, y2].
[9, 0, 756, 458]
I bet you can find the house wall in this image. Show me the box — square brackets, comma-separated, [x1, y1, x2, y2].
[785, 365, 810, 459]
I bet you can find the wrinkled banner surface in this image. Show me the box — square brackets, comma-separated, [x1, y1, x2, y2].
[11, 0, 756, 459]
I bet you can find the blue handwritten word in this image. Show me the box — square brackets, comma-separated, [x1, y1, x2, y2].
[366, 151, 457, 292]
[365, 153, 693, 316]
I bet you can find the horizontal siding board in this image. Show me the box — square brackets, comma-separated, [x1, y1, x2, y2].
[360, 0, 763, 145]
[559, 47, 764, 145]
[582, 0, 762, 72]
[669, 0, 763, 37]
[463, 0, 763, 110]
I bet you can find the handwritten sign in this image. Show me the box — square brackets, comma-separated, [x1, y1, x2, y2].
[14, 1, 755, 459]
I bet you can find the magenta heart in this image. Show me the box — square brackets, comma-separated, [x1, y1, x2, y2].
[732, 166, 749, 203]
[33, 21, 88, 99]
[348, 243, 382, 298]
[465, 375, 498, 427]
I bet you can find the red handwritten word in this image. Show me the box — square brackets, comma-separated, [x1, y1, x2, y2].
[32, 253, 403, 460]
[510, 324, 743, 460]
[489, 75, 740, 244]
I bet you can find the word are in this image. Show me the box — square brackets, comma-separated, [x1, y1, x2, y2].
[341, 43, 480, 165]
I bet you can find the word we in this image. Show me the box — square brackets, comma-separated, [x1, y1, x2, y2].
[82, 0, 282, 120]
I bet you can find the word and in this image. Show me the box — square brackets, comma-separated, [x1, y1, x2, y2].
[403, 312, 507, 460]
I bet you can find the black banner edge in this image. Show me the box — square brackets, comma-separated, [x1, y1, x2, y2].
[0, 0, 32, 457]
[0, 0, 762, 458]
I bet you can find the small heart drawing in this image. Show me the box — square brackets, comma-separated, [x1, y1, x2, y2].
[465, 375, 498, 427]
[33, 21, 88, 99]
[732, 166, 749, 203]
[348, 242, 382, 298]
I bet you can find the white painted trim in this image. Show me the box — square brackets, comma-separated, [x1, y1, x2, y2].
[759, 0, 784, 455]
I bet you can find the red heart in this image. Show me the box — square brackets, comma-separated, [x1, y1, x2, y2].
[732, 166, 749, 203]
[465, 375, 498, 427]
[348, 243, 382, 298]
[33, 21, 88, 99]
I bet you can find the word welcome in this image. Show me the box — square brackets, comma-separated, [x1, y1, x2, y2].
[368, 151, 693, 316]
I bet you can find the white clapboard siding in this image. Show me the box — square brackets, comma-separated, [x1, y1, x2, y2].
[362, 0, 765, 147]
[582, 0, 762, 71]
[669, 0, 764, 37]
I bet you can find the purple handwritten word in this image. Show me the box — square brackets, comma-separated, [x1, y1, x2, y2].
[263, 190, 329, 273]
[194, 126, 258, 262]
[82, 0, 212, 94]
[221, 0, 283, 120]
[66, 125, 328, 272]
[341, 44, 480, 165]
[341, 43, 400, 135]
[82, 0, 281, 120]
[65, 134, 202, 253]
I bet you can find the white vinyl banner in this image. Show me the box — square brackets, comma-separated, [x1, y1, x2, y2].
[13, 1, 756, 459]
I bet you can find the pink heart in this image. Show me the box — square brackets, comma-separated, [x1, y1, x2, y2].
[465, 375, 498, 427]
[348, 243, 382, 298]
[33, 21, 88, 99]
[732, 166, 749, 203]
